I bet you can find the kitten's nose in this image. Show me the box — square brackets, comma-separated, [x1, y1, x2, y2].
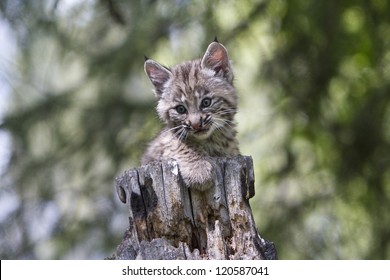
[191, 122, 202, 130]
[187, 115, 203, 130]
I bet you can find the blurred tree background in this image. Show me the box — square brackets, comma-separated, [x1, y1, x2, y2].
[0, 0, 389, 259]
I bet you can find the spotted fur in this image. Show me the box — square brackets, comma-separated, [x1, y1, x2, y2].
[142, 41, 240, 190]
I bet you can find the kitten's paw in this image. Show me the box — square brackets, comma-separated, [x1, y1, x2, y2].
[180, 159, 216, 191]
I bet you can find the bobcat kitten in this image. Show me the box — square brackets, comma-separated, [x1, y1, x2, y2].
[142, 40, 240, 190]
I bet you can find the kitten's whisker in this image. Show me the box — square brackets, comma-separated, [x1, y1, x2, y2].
[219, 108, 238, 115]
[161, 125, 182, 136]
[213, 117, 235, 129]
[211, 120, 226, 132]
[211, 121, 227, 134]
[178, 127, 188, 142]
[173, 127, 184, 138]
[219, 112, 237, 117]
[170, 125, 188, 142]
[220, 108, 237, 112]
[214, 117, 235, 124]
[162, 124, 190, 143]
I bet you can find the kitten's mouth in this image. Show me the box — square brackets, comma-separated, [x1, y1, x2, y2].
[191, 126, 213, 139]
[194, 128, 208, 134]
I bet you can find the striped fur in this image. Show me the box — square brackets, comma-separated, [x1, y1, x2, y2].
[142, 42, 240, 190]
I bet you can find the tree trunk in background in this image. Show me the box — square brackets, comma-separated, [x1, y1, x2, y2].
[111, 155, 277, 260]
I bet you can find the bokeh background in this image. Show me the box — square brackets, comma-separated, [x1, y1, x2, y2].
[1, 0, 390, 259]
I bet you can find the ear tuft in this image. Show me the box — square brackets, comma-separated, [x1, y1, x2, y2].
[201, 41, 233, 83]
[144, 60, 172, 97]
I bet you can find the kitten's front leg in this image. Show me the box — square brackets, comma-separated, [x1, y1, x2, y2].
[178, 157, 220, 191]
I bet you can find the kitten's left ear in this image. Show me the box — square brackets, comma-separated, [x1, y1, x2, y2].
[144, 59, 172, 97]
[201, 42, 233, 83]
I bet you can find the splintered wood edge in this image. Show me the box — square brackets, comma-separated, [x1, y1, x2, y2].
[115, 156, 255, 204]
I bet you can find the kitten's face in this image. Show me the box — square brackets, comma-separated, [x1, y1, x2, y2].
[145, 42, 237, 141]
[158, 62, 236, 140]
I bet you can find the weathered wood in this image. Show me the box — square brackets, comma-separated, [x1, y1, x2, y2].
[112, 155, 277, 260]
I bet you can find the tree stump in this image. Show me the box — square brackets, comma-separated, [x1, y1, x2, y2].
[111, 155, 277, 260]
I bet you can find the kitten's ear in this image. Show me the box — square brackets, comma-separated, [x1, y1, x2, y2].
[144, 59, 172, 97]
[201, 42, 233, 83]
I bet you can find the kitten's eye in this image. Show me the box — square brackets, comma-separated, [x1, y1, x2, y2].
[201, 97, 212, 108]
[175, 105, 187, 114]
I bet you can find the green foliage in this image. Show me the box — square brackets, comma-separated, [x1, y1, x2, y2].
[0, 0, 389, 259]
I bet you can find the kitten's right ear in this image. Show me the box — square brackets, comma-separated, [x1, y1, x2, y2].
[201, 41, 233, 83]
[144, 59, 172, 97]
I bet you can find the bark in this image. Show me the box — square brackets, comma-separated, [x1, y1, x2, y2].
[111, 155, 277, 260]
